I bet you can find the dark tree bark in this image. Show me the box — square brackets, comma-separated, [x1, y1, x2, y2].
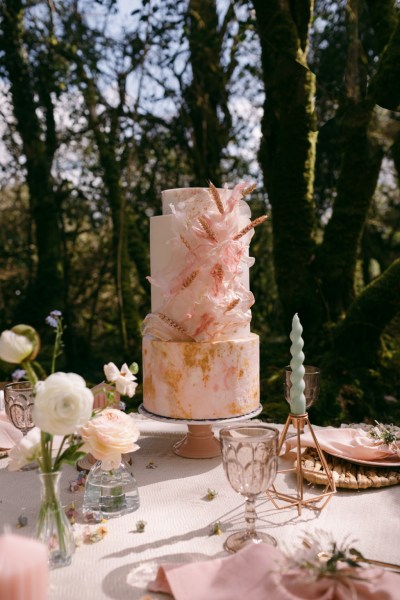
[392, 131, 400, 183]
[364, 0, 398, 53]
[253, 0, 400, 416]
[253, 0, 400, 331]
[318, 0, 398, 319]
[0, 0, 65, 323]
[332, 258, 400, 367]
[317, 100, 383, 319]
[367, 16, 400, 110]
[252, 0, 321, 339]
[182, 0, 233, 185]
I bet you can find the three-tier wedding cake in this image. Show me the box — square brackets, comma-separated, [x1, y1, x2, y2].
[142, 183, 266, 420]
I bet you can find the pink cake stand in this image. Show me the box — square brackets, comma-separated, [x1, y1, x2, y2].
[138, 404, 263, 459]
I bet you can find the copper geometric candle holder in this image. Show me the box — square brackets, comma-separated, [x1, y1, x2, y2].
[267, 412, 336, 515]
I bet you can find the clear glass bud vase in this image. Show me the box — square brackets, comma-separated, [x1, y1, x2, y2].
[36, 471, 75, 569]
[82, 460, 140, 522]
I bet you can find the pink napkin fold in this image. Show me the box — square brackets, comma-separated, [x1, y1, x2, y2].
[0, 383, 118, 451]
[285, 427, 399, 463]
[148, 543, 400, 600]
[0, 411, 22, 449]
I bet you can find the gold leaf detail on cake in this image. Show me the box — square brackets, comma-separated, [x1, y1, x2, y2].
[210, 263, 224, 283]
[241, 183, 257, 197]
[182, 270, 199, 289]
[224, 298, 240, 313]
[180, 234, 192, 252]
[158, 313, 188, 336]
[233, 215, 268, 240]
[198, 216, 218, 242]
[208, 181, 224, 214]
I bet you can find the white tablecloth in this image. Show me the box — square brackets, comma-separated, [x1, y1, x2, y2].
[1, 416, 399, 599]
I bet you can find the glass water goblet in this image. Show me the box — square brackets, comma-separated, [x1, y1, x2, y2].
[284, 365, 321, 411]
[4, 381, 35, 435]
[220, 424, 279, 553]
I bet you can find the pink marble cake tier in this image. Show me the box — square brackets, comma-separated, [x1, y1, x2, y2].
[143, 334, 260, 420]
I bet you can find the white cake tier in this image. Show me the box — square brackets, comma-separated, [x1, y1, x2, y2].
[142, 334, 260, 420]
[161, 187, 251, 217]
[150, 187, 253, 339]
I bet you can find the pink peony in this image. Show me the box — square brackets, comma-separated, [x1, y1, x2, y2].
[80, 408, 140, 470]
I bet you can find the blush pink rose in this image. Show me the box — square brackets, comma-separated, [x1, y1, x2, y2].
[80, 408, 140, 470]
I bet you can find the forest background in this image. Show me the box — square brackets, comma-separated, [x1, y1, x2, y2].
[0, 0, 399, 425]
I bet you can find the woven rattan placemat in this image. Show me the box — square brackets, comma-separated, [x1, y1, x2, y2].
[299, 447, 400, 489]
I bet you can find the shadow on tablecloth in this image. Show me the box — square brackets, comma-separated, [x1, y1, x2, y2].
[102, 551, 226, 600]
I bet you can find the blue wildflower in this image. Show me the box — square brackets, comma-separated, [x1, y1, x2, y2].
[45, 315, 58, 328]
[12, 368, 27, 381]
[50, 310, 62, 317]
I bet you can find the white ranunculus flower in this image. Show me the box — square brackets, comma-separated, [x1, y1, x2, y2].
[104, 362, 138, 398]
[32, 372, 94, 436]
[8, 427, 41, 471]
[0, 330, 33, 364]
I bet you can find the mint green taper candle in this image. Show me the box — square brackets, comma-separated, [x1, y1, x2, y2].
[289, 313, 306, 414]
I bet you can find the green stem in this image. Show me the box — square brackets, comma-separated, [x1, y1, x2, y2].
[35, 456, 45, 471]
[51, 320, 63, 374]
[37, 472, 69, 559]
[21, 360, 38, 386]
[51, 351, 56, 375]
[40, 432, 52, 473]
[53, 435, 69, 471]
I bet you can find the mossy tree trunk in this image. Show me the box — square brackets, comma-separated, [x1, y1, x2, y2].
[317, 0, 399, 320]
[332, 258, 400, 368]
[252, 0, 321, 340]
[0, 0, 65, 323]
[253, 0, 400, 418]
[325, 3, 400, 373]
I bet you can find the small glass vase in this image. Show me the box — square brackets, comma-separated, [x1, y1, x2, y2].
[36, 471, 75, 569]
[82, 460, 140, 522]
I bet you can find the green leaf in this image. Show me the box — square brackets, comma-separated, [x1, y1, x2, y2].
[60, 452, 86, 466]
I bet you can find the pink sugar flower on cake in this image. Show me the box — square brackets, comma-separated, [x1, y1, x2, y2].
[142, 180, 266, 345]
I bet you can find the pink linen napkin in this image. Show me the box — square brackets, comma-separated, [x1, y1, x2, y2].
[148, 543, 400, 600]
[285, 427, 399, 462]
[0, 411, 22, 449]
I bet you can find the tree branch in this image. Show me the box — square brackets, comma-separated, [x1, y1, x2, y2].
[333, 258, 400, 366]
[367, 14, 400, 110]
